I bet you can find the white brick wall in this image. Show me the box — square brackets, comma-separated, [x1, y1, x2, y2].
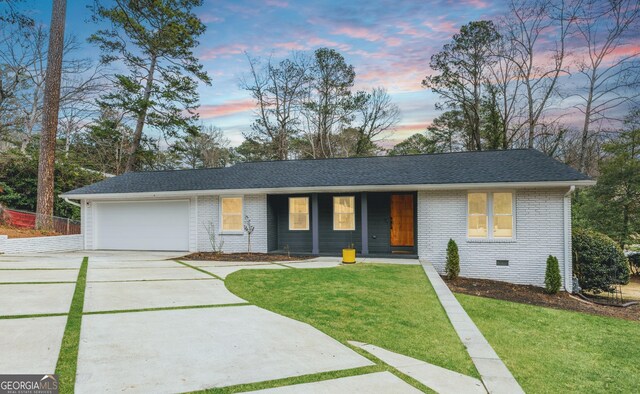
[417, 188, 570, 289]
[0, 234, 83, 254]
[196, 194, 268, 253]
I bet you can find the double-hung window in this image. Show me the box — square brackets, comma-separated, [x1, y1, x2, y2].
[221, 196, 243, 233]
[289, 197, 309, 231]
[467, 192, 514, 239]
[333, 196, 355, 231]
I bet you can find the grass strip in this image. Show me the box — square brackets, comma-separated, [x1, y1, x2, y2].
[87, 278, 216, 283]
[55, 256, 88, 394]
[84, 302, 250, 315]
[0, 312, 67, 320]
[0, 281, 76, 285]
[190, 365, 384, 393]
[271, 262, 294, 268]
[174, 259, 223, 280]
[0, 268, 78, 271]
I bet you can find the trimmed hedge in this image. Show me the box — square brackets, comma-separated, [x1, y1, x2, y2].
[572, 228, 630, 293]
[544, 255, 561, 294]
[446, 239, 460, 280]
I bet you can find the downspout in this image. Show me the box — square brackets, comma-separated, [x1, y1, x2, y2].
[563, 186, 575, 292]
[61, 197, 84, 250]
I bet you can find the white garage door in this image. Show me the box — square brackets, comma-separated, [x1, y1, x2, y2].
[94, 200, 190, 251]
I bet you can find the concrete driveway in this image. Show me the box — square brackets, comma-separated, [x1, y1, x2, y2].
[0, 251, 420, 393]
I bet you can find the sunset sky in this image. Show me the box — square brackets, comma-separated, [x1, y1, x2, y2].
[20, 0, 640, 146]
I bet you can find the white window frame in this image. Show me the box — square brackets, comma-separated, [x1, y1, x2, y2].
[333, 195, 356, 231]
[466, 191, 515, 241]
[288, 197, 310, 231]
[219, 195, 244, 234]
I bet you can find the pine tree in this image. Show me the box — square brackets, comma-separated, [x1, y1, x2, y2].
[544, 255, 561, 294]
[89, 0, 211, 172]
[446, 239, 460, 280]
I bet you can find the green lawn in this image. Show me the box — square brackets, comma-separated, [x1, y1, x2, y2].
[458, 294, 640, 393]
[226, 264, 478, 377]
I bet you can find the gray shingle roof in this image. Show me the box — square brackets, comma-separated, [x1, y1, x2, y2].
[62, 149, 592, 196]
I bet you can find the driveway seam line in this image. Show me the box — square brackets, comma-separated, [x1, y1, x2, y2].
[86, 278, 217, 283]
[173, 259, 224, 280]
[0, 281, 76, 285]
[83, 302, 251, 315]
[187, 365, 384, 394]
[55, 256, 89, 393]
[0, 312, 68, 320]
[0, 268, 79, 271]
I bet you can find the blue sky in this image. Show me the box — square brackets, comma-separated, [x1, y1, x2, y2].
[21, 0, 503, 146]
[19, 0, 637, 147]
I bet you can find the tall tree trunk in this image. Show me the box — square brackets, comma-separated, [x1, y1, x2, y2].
[125, 55, 157, 173]
[36, 0, 66, 230]
[578, 81, 595, 173]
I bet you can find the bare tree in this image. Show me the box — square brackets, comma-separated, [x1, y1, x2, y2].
[0, 25, 102, 152]
[502, 0, 579, 148]
[241, 52, 310, 160]
[301, 48, 357, 158]
[173, 125, 231, 169]
[36, 0, 66, 229]
[422, 21, 501, 151]
[488, 31, 525, 148]
[353, 87, 400, 156]
[573, 0, 640, 172]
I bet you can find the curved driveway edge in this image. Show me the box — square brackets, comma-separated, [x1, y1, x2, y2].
[420, 261, 524, 394]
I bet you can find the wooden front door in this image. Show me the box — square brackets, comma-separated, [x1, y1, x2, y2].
[390, 194, 414, 247]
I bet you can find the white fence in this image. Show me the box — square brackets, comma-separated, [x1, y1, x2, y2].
[0, 234, 83, 255]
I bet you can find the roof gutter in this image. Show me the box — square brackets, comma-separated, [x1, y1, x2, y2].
[60, 179, 597, 200]
[61, 197, 81, 208]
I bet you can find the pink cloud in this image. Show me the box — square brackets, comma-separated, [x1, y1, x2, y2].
[457, 0, 489, 8]
[422, 18, 459, 34]
[604, 43, 640, 61]
[307, 36, 352, 51]
[333, 25, 383, 42]
[199, 13, 224, 23]
[198, 99, 255, 118]
[273, 41, 307, 51]
[393, 122, 430, 133]
[201, 44, 250, 60]
[265, 0, 288, 7]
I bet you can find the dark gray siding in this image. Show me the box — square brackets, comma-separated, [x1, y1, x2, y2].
[269, 192, 416, 255]
[367, 192, 391, 254]
[272, 194, 313, 253]
[267, 196, 278, 251]
[318, 193, 362, 254]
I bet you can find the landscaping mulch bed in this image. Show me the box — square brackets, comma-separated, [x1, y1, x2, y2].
[0, 225, 59, 239]
[180, 252, 313, 262]
[446, 276, 640, 321]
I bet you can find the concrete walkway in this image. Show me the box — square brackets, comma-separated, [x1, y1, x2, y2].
[349, 341, 486, 394]
[420, 262, 524, 394]
[246, 372, 422, 393]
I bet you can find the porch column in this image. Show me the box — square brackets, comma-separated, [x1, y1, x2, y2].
[361, 192, 369, 255]
[311, 193, 319, 255]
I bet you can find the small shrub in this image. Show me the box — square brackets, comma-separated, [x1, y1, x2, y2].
[204, 221, 224, 253]
[573, 228, 630, 293]
[446, 239, 460, 280]
[244, 215, 255, 254]
[627, 252, 640, 276]
[544, 255, 561, 294]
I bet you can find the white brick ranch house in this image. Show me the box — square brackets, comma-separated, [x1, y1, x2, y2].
[61, 149, 595, 291]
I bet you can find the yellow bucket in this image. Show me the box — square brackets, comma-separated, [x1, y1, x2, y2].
[342, 248, 356, 264]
